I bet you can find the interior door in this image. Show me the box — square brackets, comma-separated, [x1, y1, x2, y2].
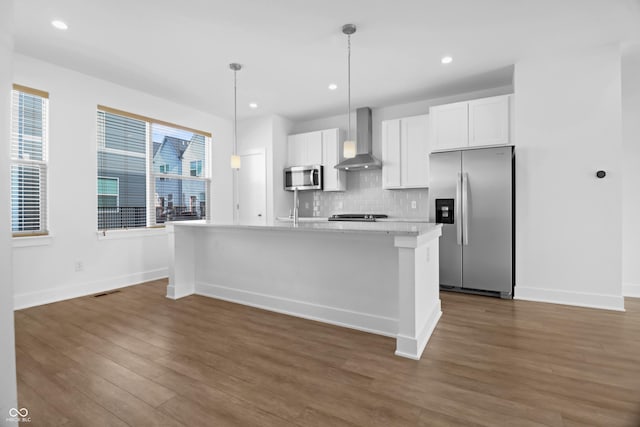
[237, 152, 266, 225]
[428, 150, 462, 287]
[461, 147, 513, 294]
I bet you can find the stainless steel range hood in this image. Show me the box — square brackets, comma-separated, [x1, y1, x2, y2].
[334, 107, 382, 171]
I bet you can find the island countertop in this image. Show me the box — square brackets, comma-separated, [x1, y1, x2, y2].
[169, 220, 442, 237]
[168, 217, 443, 360]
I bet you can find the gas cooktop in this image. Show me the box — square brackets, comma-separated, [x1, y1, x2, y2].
[328, 214, 388, 222]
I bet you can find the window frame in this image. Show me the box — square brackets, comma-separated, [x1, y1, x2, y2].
[10, 84, 50, 238]
[96, 106, 211, 232]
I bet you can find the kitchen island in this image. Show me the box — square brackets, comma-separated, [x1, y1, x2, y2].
[166, 221, 442, 359]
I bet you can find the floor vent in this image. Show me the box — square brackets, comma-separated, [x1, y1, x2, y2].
[93, 290, 122, 298]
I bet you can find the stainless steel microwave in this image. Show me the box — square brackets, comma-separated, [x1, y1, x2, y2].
[284, 165, 323, 191]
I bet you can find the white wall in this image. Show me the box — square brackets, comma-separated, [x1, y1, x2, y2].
[272, 115, 293, 218]
[12, 55, 232, 309]
[292, 85, 513, 160]
[238, 116, 273, 222]
[514, 45, 624, 310]
[237, 115, 292, 222]
[622, 44, 640, 297]
[0, 0, 18, 418]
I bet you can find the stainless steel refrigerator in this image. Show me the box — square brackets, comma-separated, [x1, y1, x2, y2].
[429, 146, 514, 298]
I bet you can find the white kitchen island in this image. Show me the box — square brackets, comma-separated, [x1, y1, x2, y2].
[166, 220, 442, 360]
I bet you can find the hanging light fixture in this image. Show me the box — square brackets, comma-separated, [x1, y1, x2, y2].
[342, 24, 357, 159]
[229, 63, 242, 169]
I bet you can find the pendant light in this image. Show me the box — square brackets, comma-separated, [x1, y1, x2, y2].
[342, 24, 357, 159]
[229, 63, 242, 169]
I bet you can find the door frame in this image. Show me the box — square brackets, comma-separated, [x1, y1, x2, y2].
[235, 149, 267, 225]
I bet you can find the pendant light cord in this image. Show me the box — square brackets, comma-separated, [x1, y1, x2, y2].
[233, 69, 238, 156]
[347, 33, 351, 142]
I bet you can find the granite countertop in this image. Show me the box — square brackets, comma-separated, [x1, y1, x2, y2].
[171, 220, 442, 237]
[276, 216, 430, 223]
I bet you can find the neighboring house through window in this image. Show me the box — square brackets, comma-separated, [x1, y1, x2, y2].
[97, 177, 119, 209]
[10, 84, 49, 236]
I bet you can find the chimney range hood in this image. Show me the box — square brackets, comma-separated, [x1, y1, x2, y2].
[335, 107, 381, 171]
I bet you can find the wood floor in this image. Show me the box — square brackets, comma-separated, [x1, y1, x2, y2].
[14, 280, 640, 427]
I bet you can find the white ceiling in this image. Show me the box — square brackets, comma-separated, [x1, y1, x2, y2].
[13, 0, 640, 121]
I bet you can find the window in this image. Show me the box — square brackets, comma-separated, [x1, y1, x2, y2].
[97, 110, 147, 230]
[10, 85, 49, 236]
[151, 123, 208, 225]
[97, 177, 119, 209]
[96, 106, 211, 231]
[190, 160, 203, 177]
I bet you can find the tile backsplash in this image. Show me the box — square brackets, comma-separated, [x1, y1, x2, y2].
[297, 169, 429, 219]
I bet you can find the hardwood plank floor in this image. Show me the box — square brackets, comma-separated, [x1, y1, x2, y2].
[14, 279, 640, 426]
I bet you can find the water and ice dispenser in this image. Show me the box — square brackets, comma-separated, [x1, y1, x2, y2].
[435, 199, 455, 224]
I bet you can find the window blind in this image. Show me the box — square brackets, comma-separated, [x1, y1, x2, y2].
[10, 86, 49, 236]
[97, 110, 147, 230]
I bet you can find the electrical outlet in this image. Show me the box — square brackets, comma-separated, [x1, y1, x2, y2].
[74, 261, 83, 272]
[411, 200, 417, 209]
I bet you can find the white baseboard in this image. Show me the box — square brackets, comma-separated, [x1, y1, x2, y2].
[165, 284, 194, 300]
[395, 299, 442, 360]
[623, 282, 640, 298]
[515, 286, 625, 311]
[14, 268, 168, 310]
[195, 282, 398, 337]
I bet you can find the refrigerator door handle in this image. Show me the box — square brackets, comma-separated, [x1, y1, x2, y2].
[462, 172, 469, 246]
[456, 172, 462, 245]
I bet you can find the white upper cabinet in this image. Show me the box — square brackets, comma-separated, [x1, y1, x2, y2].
[382, 119, 402, 188]
[287, 131, 322, 166]
[430, 101, 468, 151]
[321, 128, 347, 192]
[468, 95, 511, 147]
[306, 131, 323, 165]
[401, 115, 430, 187]
[430, 94, 512, 151]
[287, 128, 346, 192]
[382, 114, 430, 189]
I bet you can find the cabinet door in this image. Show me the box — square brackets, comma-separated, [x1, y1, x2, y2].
[401, 115, 430, 188]
[305, 131, 323, 165]
[468, 95, 510, 147]
[321, 129, 346, 191]
[382, 119, 402, 188]
[430, 101, 469, 151]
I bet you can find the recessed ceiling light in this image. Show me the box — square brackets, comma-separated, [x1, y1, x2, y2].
[328, 83, 338, 91]
[249, 102, 258, 109]
[51, 20, 68, 30]
[441, 56, 453, 64]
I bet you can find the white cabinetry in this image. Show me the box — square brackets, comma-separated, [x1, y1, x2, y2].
[287, 128, 346, 192]
[429, 101, 468, 151]
[321, 129, 347, 192]
[430, 94, 512, 151]
[287, 131, 322, 166]
[381, 114, 430, 189]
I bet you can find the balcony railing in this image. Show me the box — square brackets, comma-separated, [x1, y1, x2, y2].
[98, 205, 206, 230]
